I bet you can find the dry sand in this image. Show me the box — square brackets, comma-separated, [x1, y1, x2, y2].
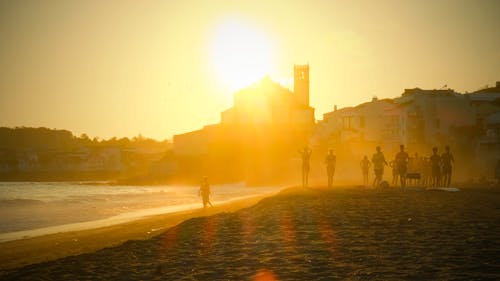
[1, 186, 499, 280]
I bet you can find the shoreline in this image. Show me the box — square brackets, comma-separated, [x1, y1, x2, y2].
[0, 194, 265, 243]
[0, 192, 277, 272]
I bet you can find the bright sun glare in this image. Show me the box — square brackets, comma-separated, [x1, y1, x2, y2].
[211, 19, 275, 92]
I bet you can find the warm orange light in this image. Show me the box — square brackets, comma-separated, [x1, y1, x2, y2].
[253, 269, 279, 281]
[210, 18, 275, 92]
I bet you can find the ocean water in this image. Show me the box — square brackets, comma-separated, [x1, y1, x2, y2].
[0, 182, 281, 241]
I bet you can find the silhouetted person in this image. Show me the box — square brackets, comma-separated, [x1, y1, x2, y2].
[199, 176, 213, 208]
[395, 145, 410, 188]
[441, 145, 455, 187]
[299, 146, 312, 188]
[325, 149, 336, 188]
[409, 153, 422, 187]
[389, 160, 398, 187]
[372, 146, 388, 187]
[430, 147, 441, 187]
[422, 157, 431, 187]
[360, 155, 371, 186]
[496, 159, 500, 186]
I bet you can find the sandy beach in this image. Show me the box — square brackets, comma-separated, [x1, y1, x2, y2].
[0, 194, 271, 275]
[1, 186, 499, 280]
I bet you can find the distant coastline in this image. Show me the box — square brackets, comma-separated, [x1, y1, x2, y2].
[0, 171, 120, 183]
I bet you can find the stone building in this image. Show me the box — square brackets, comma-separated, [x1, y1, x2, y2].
[174, 65, 315, 183]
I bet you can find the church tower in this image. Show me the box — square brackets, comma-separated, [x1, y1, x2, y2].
[294, 64, 310, 106]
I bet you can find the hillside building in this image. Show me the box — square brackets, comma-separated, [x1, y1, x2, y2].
[174, 65, 315, 183]
[314, 87, 478, 175]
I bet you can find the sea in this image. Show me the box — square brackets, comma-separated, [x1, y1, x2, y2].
[0, 182, 282, 242]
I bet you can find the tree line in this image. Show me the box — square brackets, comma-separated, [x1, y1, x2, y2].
[0, 127, 171, 152]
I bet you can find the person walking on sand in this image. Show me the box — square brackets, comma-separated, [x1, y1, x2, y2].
[441, 145, 455, 187]
[395, 145, 410, 188]
[372, 146, 388, 188]
[360, 155, 371, 186]
[430, 147, 441, 187]
[325, 149, 336, 188]
[199, 177, 213, 208]
[299, 146, 312, 188]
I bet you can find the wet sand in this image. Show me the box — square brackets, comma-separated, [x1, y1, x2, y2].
[1, 186, 499, 280]
[0, 194, 271, 274]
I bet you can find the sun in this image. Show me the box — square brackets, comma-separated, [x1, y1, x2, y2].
[210, 19, 275, 92]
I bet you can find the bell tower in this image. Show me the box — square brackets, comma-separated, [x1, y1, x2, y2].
[294, 64, 309, 106]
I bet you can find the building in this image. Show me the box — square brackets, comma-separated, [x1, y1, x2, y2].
[476, 112, 500, 177]
[314, 86, 484, 182]
[466, 82, 500, 131]
[468, 82, 500, 179]
[220, 69, 314, 128]
[314, 98, 402, 150]
[174, 65, 315, 183]
[395, 88, 476, 150]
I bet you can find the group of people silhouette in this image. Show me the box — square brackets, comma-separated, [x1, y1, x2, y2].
[298, 146, 337, 188]
[299, 144, 455, 189]
[201, 144, 457, 207]
[364, 145, 455, 188]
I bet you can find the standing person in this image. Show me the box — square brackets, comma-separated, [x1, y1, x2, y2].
[422, 157, 431, 188]
[360, 155, 371, 186]
[199, 176, 213, 208]
[430, 147, 441, 187]
[441, 145, 455, 187]
[371, 146, 388, 187]
[325, 149, 336, 188]
[299, 146, 312, 188]
[412, 153, 423, 187]
[496, 159, 500, 186]
[395, 145, 410, 188]
[389, 160, 398, 186]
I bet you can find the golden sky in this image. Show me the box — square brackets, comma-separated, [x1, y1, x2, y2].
[1, 0, 499, 140]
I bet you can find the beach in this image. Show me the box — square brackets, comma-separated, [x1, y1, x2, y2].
[0, 182, 281, 236]
[1, 186, 499, 280]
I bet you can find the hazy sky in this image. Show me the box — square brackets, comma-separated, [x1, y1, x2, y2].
[1, 0, 499, 140]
